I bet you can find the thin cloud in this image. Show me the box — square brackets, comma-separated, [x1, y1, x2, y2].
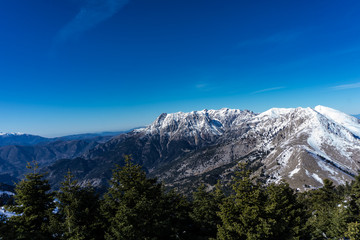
[55, 0, 129, 44]
[252, 86, 285, 94]
[332, 82, 360, 90]
[238, 32, 301, 48]
[194, 82, 217, 92]
[195, 83, 208, 89]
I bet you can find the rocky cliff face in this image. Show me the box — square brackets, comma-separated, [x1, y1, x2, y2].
[42, 106, 360, 192]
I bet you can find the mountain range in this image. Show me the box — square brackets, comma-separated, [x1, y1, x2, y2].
[1, 106, 360, 194]
[0, 131, 130, 185]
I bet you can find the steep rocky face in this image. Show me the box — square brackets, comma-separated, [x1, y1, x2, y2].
[84, 108, 255, 168]
[43, 106, 360, 192]
[251, 107, 360, 190]
[45, 109, 255, 189]
[162, 106, 360, 191]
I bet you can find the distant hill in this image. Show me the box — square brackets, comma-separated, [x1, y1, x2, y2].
[0, 129, 141, 147]
[54, 131, 131, 141]
[0, 129, 140, 185]
[0, 133, 50, 147]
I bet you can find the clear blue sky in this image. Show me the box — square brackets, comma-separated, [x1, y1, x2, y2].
[1, 0, 360, 137]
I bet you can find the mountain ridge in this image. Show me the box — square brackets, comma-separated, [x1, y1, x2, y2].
[39, 106, 360, 193]
[1, 106, 359, 193]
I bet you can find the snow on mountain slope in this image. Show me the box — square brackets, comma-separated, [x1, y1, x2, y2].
[315, 105, 360, 138]
[44, 105, 360, 193]
[146, 108, 255, 138]
[0, 132, 24, 136]
[250, 107, 360, 189]
[0, 190, 14, 196]
[141, 106, 360, 191]
[0, 133, 50, 147]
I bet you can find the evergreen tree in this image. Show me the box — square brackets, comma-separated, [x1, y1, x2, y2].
[50, 171, 104, 240]
[0, 215, 18, 240]
[102, 155, 193, 240]
[306, 179, 347, 239]
[349, 174, 360, 221]
[263, 182, 309, 240]
[217, 163, 310, 240]
[190, 182, 224, 240]
[345, 221, 360, 240]
[6, 161, 55, 240]
[343, 173, 360, 240]
[217, 162, 268, 240]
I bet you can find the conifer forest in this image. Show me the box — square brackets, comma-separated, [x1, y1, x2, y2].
[1, 156, 360, 240]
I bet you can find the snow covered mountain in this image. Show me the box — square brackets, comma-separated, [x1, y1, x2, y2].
[250, 106, 360, 189]
[43, 105, 360, 192]
[0, 133, 49, 147]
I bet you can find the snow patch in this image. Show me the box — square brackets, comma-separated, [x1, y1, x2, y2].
[277, 147, 294, 166]
[0, 207, 16, 218]
[315, 105, 360, 138]
[289, 167, 300, 178]
[312, 173, 324, 184]
[0, 191, 14, 196]
[258, 107, 295, 119]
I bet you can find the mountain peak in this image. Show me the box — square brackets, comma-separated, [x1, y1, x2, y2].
[0, 132, 25, 136]
[37, 105, 360, 193]
[146, 108, 256, 137]
[314, 105, 360, 137]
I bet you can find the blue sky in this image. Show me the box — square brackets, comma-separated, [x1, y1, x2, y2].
[1, 0, 360, 136]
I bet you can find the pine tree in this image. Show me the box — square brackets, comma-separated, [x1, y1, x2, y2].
[349, 174, 360, 221]
[50, 171, 104, 240]
[306, 179, 347, 239]
[0, 214, 8, 238]
[345, 221, 360, 240]
[190, 182, 224, 240]
[217, 162, 268, 240]
[343, 173, 360, 240]
[6, 161, 55, 240]
[102, 155, 193, 240]
[217, 162, 310, 240]
[263, 182, 309, 240]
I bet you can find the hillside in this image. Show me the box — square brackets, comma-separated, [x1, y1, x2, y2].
[41, 106, 360, 193]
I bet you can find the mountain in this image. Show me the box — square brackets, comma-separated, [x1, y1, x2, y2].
[0, 133, 50, 147]
[353, 114, 360, 119]
[43, 106, 360, 193]
[0, 130, 136, 147]
[44, 109, 255, 189]
[0, 139, 105, 185]
[54, 130, 135, 141]
[0, 130, 138, 185]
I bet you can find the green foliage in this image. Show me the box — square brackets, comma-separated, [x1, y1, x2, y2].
[345, 221, 360, 240]
[263, 182, 309, 240]
[349, 175, 360, 221]
[305, 179, 348, 239]
[217, 162, 268, 240]
[217, 162, 308, 240]
[6, 161, 55, 240]
[190, 182, 225, 239]
[102, 155, 193, 240]
[5, 158, 360, 240]
[50, 171, 104, 240]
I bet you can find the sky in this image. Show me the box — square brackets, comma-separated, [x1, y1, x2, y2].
[1, 0, 360, 137]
